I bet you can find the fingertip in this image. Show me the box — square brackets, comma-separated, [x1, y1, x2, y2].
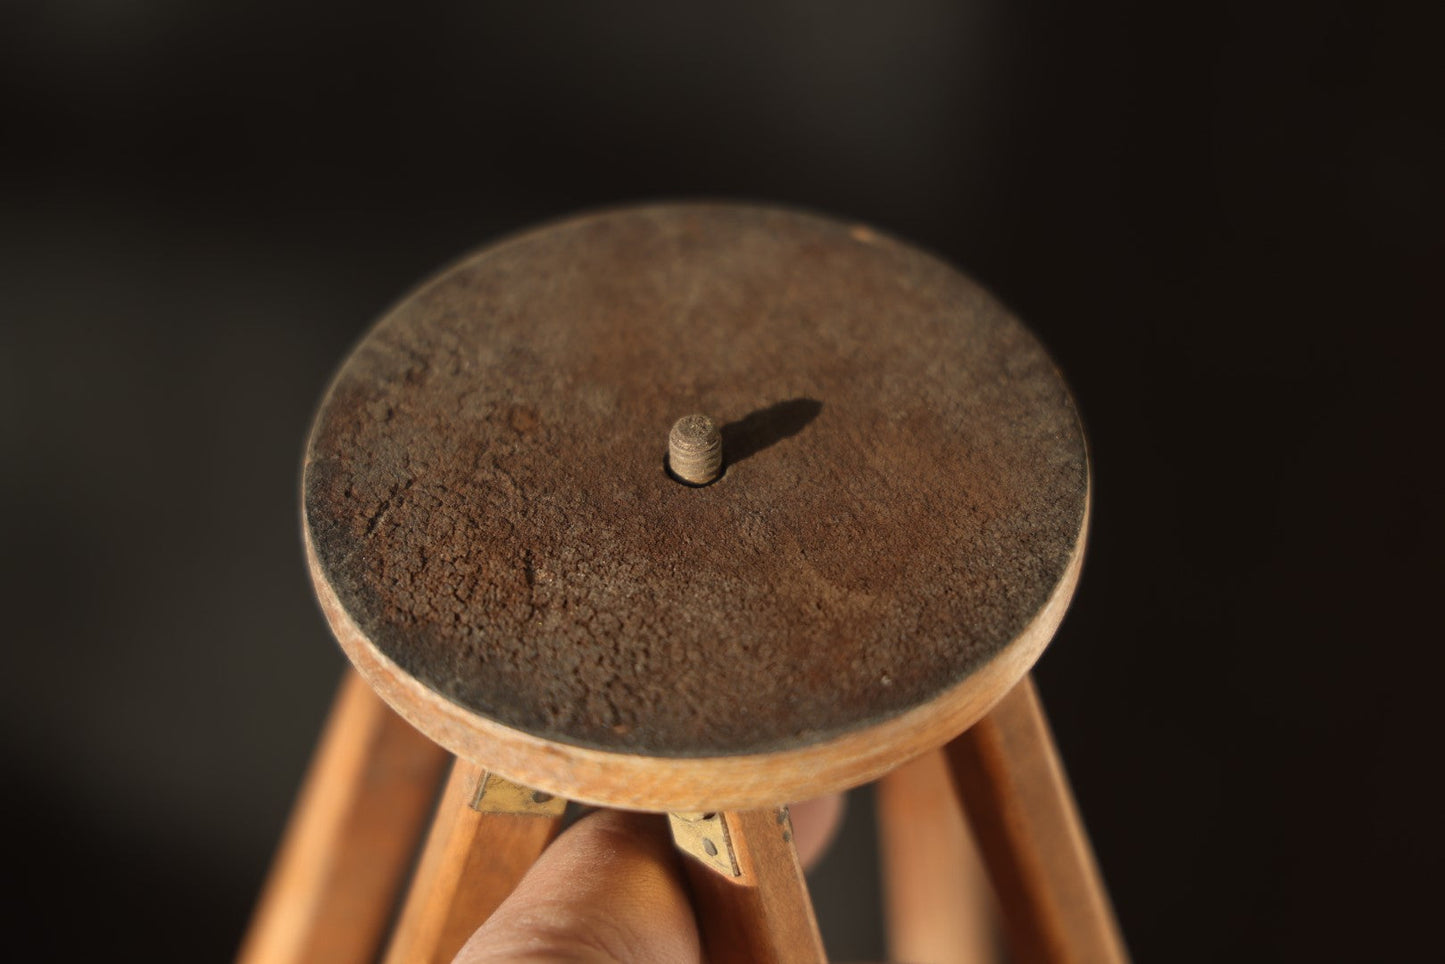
[454, 809, 700, 964]
[790, 793, 847, 871]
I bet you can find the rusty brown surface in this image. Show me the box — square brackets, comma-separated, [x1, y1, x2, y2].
[303, 204, 1088, 757]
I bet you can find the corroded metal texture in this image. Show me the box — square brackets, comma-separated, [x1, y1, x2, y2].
[303, 204, 1088, 758]
[667, 413, 723, 485]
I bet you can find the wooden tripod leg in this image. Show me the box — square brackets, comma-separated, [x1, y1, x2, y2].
[945, 675, 1128, 964]
[671, 808, 827, 964]
[383, 762, 565, 964]
[238, 670, 450, 964]
[878, 747, 999, 964]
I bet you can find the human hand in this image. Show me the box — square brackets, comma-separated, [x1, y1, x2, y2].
[452, 796, 844, 963]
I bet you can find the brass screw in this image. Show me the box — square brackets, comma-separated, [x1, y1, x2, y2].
[668, 414, 723, 485]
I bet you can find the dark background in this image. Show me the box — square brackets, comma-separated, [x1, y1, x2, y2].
[1, 2, 1439, 960]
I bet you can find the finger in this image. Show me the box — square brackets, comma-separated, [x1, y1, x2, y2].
[788, 793, 846, 871]
[453, 809, 699, 964]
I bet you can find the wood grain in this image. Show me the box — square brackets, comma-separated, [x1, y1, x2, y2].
[304, 492, 1085, 812]
[301, 203, 1091, 809]
[878, 747, 999, 964]
[682, 808, 826, 964]
[945, 676, 1128, 964]
[237, 670, 448, 964]
[383, 760, 563, 964]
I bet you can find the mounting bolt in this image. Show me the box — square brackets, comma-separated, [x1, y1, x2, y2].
[668, 414, 723, 485]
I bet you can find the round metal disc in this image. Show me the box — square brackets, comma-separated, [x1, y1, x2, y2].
[304, 203, 1088, 770]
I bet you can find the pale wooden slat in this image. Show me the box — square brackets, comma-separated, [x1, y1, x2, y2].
[878, 747, 999, 964]
[945, 676, 1129, 964]
[382, 760, 563, 964]
[237, 670, 449, 964]
[682, 808, 827, 964]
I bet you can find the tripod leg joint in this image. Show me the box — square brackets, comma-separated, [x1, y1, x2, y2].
[469, 772, 567, 817]
[669, 807, 796, 882]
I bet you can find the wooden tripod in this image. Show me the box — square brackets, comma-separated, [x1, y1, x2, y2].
[240, 670, 1124, 963]
[239, 203, 1127, 963]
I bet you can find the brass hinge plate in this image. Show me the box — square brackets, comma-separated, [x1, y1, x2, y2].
[668, 811, 741, 878]
[469, 772, 567, 817]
